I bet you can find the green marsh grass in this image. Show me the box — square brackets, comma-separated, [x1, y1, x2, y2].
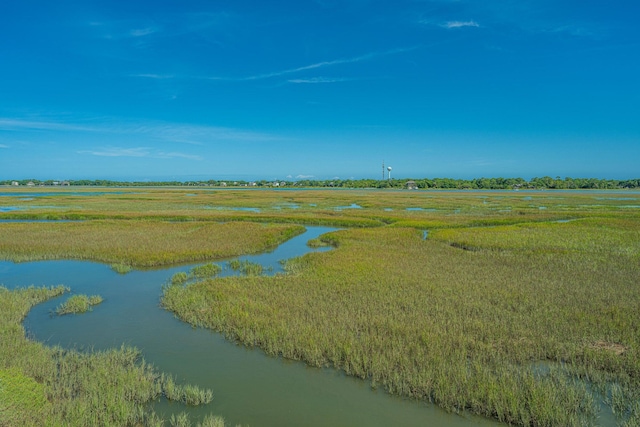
[172, 271, 189, 285]
[190, 262, 222, 278]
[170, 263, 222, 287]
[0, 285, 223, 426]
[7, 187, 636, 229]
[111, 262, 133, 274]
[161, 373, 213, 405]
[0, 220, 304, 267]
[54, 294, 103, 315]
[163, 223, 640, 426]
[3, 187, 640, 425]
[167, 413, 227, 427]
[227, 259, 265, 276]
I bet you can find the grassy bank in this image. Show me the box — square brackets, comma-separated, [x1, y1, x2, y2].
[0, 220, 304, 267]
[0, 286, 224, 426]
[162, 223, 640, 426]
[2, 187, 638, 229]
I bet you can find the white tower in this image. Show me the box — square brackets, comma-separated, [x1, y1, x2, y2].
[387, 166, 392, 180]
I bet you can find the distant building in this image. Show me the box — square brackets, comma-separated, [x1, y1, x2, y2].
[11, 181, 19, 186]
[27, 181, 35, 187]
[406, 180, 418, 190]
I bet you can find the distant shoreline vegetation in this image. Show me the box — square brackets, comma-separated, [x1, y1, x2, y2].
[2, 176, 640, 189]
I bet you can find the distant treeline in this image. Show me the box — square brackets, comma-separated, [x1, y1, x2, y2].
[2, 177, 640, 189]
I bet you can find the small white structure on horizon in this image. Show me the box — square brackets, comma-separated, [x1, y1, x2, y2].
[387, 166, 392, 180]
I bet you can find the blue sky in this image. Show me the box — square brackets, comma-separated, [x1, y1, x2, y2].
[1, 0, 639, 181]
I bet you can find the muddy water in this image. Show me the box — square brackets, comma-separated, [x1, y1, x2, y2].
[1, 226, 500, 427]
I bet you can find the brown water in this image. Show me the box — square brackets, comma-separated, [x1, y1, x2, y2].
[1, 226, 501, 426]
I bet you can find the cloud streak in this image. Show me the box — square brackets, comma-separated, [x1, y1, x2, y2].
[442, 20, 480, 29]
[0, 117, 279, 145]
[287, 77, 351, 84]
[133, 47, 418, 83]
[78, 147, 151, 157]
[0, 118, 96, 133]
[77, 147, 203, 161]
[130, 27, 158, 37]
[130, 74, 175, 79]
[130, 46, 420, 83]
[230, 46, 418, 81]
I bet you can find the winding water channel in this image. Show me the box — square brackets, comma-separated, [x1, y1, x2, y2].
[2, 226, 500, 426]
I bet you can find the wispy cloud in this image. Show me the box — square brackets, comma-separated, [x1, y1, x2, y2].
[130, 27, 158, 37]
[296, 174, 315, 179]
[156, 152, 203, 160]
[0, 117, 84, 133]
[0, 144, 9, 148]
[129, 122, 279, 145]
[78, 147, 151, 157]
[0, 118, 97, 132]
[87, 19, 162, 41]
[137, 47, 416, 84]
[241, 47, 417, 81]
[133, 47, 417, 83]
[130, 74, 175, 79]
[77, 147, 203, 161]
[442, 20, 479, 29]
[0, 117, 278, 145]
[287, 77, 351, 84]
[544, 24, 597, 38]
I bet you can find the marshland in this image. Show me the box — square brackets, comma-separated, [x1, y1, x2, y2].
[1, 186, 639, 426]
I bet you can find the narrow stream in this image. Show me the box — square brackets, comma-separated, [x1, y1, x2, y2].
[1, 226, 500, 427]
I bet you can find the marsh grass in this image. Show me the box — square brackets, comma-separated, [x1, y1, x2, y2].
[227, 259, 265, 276]
[54, 294, 103, 315]
[0, 220, 305, 267]
[172, 271, 189, 285]
[3, 187, 640, 426]
[0, 285, 224, 426]
[161, 374, 214, 405]
[4, 187, 637, 230]
[167, 413, 226, 427]
[170, 263, 222, 287]
[163, 223, 640, 426]
[430, 217, 640, 259]
[111, 262, 133, 274]
[306, 238, 329, 248]
[190, 263, 222, 278]
[0, 366, 52, 426]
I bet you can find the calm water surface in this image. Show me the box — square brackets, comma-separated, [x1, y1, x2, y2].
[1, 226, 500, 427]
